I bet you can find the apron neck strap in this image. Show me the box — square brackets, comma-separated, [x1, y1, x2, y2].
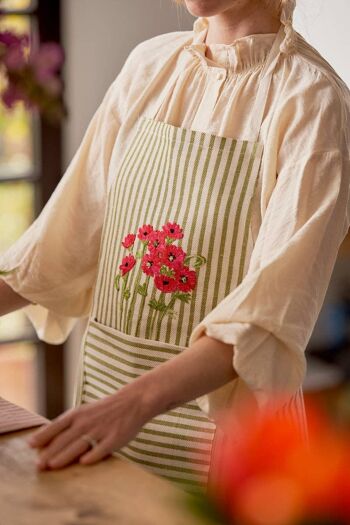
[247, 23, 286, 143]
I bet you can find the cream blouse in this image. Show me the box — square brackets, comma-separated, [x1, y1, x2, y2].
[1, 17, 350, 415]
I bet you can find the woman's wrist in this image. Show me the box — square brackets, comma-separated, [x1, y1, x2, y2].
[110, 372, 166, 425]
[112, 334, 237, 425]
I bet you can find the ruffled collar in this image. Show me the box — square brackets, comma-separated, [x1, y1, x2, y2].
[184, 16, 282, 73]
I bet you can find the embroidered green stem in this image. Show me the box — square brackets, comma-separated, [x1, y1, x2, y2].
[149, 292, 166, 337]
[135, 275, 150, 337]
[125, 242, 148, 334]
[118, 273, 128, 331]
[155, 294, 177, 340]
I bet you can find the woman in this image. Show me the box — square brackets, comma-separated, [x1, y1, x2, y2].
[0, 0, 349, 494]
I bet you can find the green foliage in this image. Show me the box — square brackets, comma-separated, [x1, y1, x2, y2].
[137, 283, 148, 296]
[123, 289, 130, 300]
[174, 291, 191, 303]
[148, 298, 167, 312]
[184, 254, 207, 269]
[114, 274, 121, 290]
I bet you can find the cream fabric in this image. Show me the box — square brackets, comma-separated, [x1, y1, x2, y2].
[1, 17, 350, 414]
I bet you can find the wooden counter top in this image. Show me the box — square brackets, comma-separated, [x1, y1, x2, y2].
[0, 427, 203, 525]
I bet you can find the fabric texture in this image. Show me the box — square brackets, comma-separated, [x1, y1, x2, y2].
[0, 16, 349, 420]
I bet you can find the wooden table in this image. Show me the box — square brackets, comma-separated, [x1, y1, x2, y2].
[0, 427, 203, 525]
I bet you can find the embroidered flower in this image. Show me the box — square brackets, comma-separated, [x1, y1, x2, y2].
[141, 252, 162, 277]
[162, 222, 184, 240]
[177, 265, 197, 292]
[121, 233, 136, 249]
[154, 267, 179, 293]
[137, 224, 154, 243]
[148, 241, 166, 261]
[157, 244, 186, 268]
[115, 220, 207, 337]
[119, 254, 136, 276]
[147, 229, 167, 251]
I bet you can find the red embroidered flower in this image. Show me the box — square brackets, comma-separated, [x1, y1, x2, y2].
[141, 252, 162, 277]
[119, 254, 136, 276]
[148, 242, 166, 261]
[156, 244, 186, 268]
[177, 266, 197, 292]
[154, 273, 178, 293]
[162, 222, 183, 240]
[147, 229, 167, 251]
[121, 233, 136, 249]
[137, 224, 154, 243]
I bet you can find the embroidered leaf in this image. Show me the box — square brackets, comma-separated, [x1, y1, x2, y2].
[165, 237, 176, 245]
[174, 292, 191, 303]
[114, 274, 121, 290]
[148, 299, 167, 312]
[165, 309, 177, 318]
[135, 251, 143, 259]
[123, 289, 131, 300]
[159, 265, 176, 277]
[137, 283, 148, 296]
[184, 254, 206, 269]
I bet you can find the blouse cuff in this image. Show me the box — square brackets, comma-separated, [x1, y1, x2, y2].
[20, 303, 78, 345]
[0, 265, 85, 344]
[189, 320, 307, 421]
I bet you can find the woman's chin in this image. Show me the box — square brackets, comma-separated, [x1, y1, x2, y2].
[183, 0, 227, 18]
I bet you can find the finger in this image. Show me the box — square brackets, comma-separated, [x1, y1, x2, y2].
[27, 410, 74, 448]
[36, 425, 88, 469]
[45, 437, 90, 470]
[79, 437, 114, 465]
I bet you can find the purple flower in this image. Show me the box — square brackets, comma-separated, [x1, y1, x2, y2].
[0, 30, 29, 49]
[1, 83, 27, 109]
[31, 42, 64, 83]
[3, 45, 26, 71]
[0, 26, 65, 121]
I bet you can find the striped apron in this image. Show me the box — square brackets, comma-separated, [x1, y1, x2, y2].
[73, 26, 308, 494]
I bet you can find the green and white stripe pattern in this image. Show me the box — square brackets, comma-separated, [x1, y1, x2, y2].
[74, 116, 305, 493]
[93, 117, 263, 347]
[80, 319, 216, 492]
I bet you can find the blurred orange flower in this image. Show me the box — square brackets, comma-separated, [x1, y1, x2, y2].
[205, 397, 350, 525]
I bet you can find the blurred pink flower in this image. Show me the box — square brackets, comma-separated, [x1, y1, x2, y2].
[2, 45, 26, 71]
[1, 83, 32, 110]
[31, 42, 64, 83]
[0, 24, 65, 121]
[0, 30, 28, 49]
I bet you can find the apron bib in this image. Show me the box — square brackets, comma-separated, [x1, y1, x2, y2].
[73, 26, 308, 494]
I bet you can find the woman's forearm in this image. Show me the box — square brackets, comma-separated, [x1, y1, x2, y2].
[28, 333, 239, 469]
[129, 334, 238, 421]
[0, 279, 31, 317]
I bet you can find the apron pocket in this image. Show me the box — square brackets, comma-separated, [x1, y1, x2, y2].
[80, 317, 217, 491]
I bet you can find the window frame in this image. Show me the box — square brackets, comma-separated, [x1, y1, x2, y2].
[0, 0, 64, 419]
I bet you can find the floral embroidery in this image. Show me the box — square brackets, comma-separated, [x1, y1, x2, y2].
[162, 222, 184, 240]
[114, 221, 206, 338]
[119, 254, 136, 276]
[121, 233, 136, 249]
[138, 224, 153, 242]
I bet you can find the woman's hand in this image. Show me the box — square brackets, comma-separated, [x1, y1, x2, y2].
[26, 333, 238, 471]
[26, 382, 153, 471]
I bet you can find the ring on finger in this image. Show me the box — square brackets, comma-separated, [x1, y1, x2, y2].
[80, 433, 99, 449]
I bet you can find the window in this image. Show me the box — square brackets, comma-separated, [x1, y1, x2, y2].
[0, 0, 64, 418]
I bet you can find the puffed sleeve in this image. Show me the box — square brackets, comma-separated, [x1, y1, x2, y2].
[0, 48, 137, 344]
[188, 68, 350, 420]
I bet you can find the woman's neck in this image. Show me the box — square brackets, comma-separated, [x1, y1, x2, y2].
[204, 3, 281, 45]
